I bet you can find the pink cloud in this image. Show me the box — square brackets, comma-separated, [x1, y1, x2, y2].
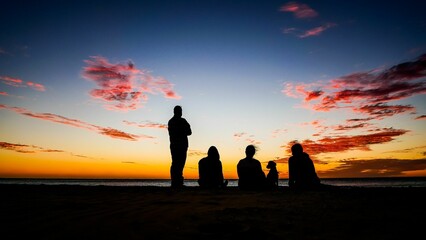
[299, 23, 336, 38]
[26, 81, 46, 91]
[82, 56, 181, 111]
[0, 91, 8, 96]
[0, 76, 45, 92]
[0, 76, 23, 87]
[415, 115, 426, 120]
[123, 120, 167, 129]
[0, 104, 151, 141]
[280, 2, 318, 19]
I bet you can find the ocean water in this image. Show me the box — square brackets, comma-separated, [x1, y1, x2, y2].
[0, 177, 425, 188]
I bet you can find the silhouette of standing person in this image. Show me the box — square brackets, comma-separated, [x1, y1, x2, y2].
[237, 145, 266, 190]
[198, 146, 228, 189]
[288, 143, 321, 190]
[168, 105, 192, 188]
[266, 161, 279, 189]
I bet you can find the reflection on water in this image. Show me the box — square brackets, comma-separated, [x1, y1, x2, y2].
[1, 177, 426, 188]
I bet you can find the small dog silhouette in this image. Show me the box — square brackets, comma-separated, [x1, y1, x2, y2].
[266, 161, 279, 188]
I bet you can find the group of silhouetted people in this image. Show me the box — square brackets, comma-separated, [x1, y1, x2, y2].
[168, 105, 322, 190]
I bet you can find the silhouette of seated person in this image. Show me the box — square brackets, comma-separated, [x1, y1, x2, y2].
[237, 145, 266, 190]
[198, 146, 228, 189]
[266, 160, 279, 189]
[288, 143, 321, 190]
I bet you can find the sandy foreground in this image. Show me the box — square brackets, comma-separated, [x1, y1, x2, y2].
[0, 184, 425, 240]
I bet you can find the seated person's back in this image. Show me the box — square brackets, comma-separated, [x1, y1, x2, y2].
[237, 145, 266, 190]
[198, 146, 227, 188]
[288, 143, 320, 189]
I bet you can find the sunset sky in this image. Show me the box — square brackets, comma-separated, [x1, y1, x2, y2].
[1, 0, 425, 179]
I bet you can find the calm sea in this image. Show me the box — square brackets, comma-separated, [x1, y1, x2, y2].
[0, 178, 425, 188]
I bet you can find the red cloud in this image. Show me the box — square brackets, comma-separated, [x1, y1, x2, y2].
[299, 23, 336, 38]
[305, 90, 324, 101]
[98, 128, 146, 141]
[0, 91, 8, 96]
[280, 2, 318, 19]
[283, 54, 426, 118]
[0, 76, 46, 91]
[320, 158, 426, 178]
[415, 115, 426, 120]
[123, 120, 167, 129]
[0, 141, 65, 154]
[355, 103, 416, 118]
[346, 118, 374, 123]
[285, 128, 408, 156]
[82, 56, 180, 111]
[0, 141, 93, 159]
[0, 104, 150, 141]
[333, 123, 371, 131]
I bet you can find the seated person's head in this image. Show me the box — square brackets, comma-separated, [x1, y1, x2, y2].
[291, 143, 303, 156]
[207, 146, 220, 159]
[245, 145, 256, 158]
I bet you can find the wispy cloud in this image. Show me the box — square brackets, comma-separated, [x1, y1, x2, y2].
[280, 2, 318, 19]
[284, 128, 408, 156]
[280, 2, 336, 38]
[283, 54, 426, 119]
[299, 23, 336, 38]
[0, 104, 152, 141]
[188, 149, 207, 157]
[123, 120, 167, 129]
[355, 103, 416, 118]
[320, 158, 426, 178]
[0, 141, 63, 154]
[0, 141, 93, 159]
[82, 56, 180, 111]
[415, 115, 426, 120]
[0, 76, 46, 91]
[233, 132, 261, 145]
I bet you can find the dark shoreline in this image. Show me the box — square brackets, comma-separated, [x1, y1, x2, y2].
[1, 184, 425, 240]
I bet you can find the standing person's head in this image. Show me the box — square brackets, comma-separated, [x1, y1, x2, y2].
[207, 146, 220, 160]
[245, 145, 256, 158]
[291, 143, 303, 156]
[173, 105, 182, 117]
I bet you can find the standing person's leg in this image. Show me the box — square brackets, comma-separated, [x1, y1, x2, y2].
[174, 147, 187, 187]
[170, 145, 180, 187]
[170, 145, 187, 188]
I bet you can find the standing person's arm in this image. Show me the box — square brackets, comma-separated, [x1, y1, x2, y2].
[185, 119, 192, 136]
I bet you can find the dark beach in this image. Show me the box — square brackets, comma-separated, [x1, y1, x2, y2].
[1, 184, 425, 240]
